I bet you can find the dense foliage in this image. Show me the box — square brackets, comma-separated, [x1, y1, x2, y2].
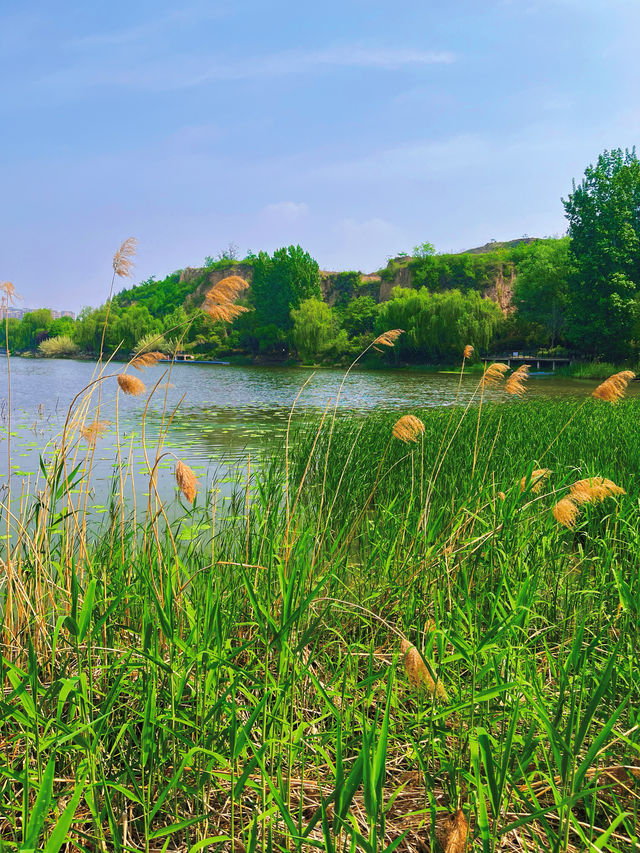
[8, 148, 640, 366]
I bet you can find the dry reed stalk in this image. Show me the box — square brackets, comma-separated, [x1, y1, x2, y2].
[80, 418, 110, 445]
[592, 370, 635, 403]
[131, 351, 165, 370]
[175, 460, 198, 503]
[552, 497, 580, 528]
[373, 328, 404, 348]
[112, 237, 138, 278]
[520, 468, 551, 493]
[481, 362, 509, 388]
[117, 374, 146, 396]
[202, 275, 249, 322]
[505, 363, 530, 396]
[569, 476, 625, 505]
[463, 344, 474, 359]
[392, 414, 425, 443]
[400, 638, 448, 701]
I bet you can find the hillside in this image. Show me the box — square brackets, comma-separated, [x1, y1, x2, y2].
[113, 237, 562, 319]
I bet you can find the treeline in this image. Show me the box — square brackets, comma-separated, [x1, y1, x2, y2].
[8, 148, 640, 365]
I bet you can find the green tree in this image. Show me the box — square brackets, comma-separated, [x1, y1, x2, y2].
[341, 295, 378, 337]
[563, 148, 640, 358]
[513, 238, 570, 347]
[291, 298, 338, 362]
[21, 309, 53, 349]
[251, 246, 321, 334]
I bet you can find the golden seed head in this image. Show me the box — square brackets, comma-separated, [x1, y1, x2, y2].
[438, 809, 469, 853]
[117, 373, 146, 396]
[482, 362, 509, 388]
[202, 275, 249, 323]
[399, 638, 448, 702]
[112, 237, 138, 278]
[520, 468, 551, 494]
[175, 459, 198, 503]
[552, 497, 580, 528]
[80, 419, 110, 445]
[131, 351, 165, 370]
[569, 476, 625, 505]
[592, 370, 635, 403]
[373, 328, 404, 347]
[392, 414, 425, 443]
[0, 281, 20, 305]
[505, 364, 530, 396]
[463, 344, 474, 359]
[497, 491, 506, 501]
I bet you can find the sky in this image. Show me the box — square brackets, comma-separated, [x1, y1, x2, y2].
[2, 0, 640, 311]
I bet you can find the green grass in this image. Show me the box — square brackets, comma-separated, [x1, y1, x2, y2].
[1, 376, 640, 851]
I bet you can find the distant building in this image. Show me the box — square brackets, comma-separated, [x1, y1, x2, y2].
[0, 307, 76, 321]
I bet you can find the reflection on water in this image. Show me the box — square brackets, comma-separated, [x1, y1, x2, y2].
[0, 358, 631, 501]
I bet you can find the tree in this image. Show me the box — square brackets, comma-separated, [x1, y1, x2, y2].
[513, 238, 570, 347]
[291, 298, 338, 362]
[251, 246, 321, 334]
[341, 295, 378, 337]
[563, 149, 640, 358]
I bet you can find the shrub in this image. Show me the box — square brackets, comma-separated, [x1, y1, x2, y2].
[38, 335, 79, 358]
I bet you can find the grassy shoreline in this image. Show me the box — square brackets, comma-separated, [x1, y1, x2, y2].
[1, 359, 640, 850]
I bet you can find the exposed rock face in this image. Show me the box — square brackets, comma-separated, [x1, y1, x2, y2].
[483, 265, 516, 315]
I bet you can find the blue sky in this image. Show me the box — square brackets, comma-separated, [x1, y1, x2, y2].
[2, 0, 640, 311]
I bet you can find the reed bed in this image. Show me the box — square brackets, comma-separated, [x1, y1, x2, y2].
[1, 275, 640, 851]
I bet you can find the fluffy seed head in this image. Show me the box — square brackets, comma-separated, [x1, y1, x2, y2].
[0, 281, 19, 305]
[482, 362, 509, 388]
[553, 497, 580, 528]
[400, 638, 448, 702]
[131, 351, 165, 370]
[505, 364, 530, 396]
[438, 809, 469, 853]
[520, 468, 551, 494]
[117, 373, 146, 396]
[373, 328, 404, 347]
[113, 238, 138, 278]
[175, 460, 198, 503]
[202, 275, 249, 323]
[80, 419, 110, 445]
[392, 414, 425, 443]
[570, 476, 625, 505]
[463, 344, 474, 359]
[592, 370, 635, 403]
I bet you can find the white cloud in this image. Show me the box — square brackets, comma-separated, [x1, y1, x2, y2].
[262, 201, 309, 222]
[37, 44, 456, 95]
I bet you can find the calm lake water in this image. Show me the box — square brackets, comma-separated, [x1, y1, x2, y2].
[0, 358, 632, 504]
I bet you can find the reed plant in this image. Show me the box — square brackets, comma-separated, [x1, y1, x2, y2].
[1, 252, 639, 851]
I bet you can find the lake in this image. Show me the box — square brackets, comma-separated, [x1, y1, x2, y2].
[0, 358, 632, 504]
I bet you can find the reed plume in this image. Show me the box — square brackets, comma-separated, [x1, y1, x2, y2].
[175, 460, 198, 503]
[112, 238, 138, 279]
[438, 809, 469, 853]
[520, 467, 551, 493]
[392, 414, 425, 443]
[131, 351, 165, 370]
[400, 638, 448, 701]
[505, 364, 529, 396]
[481, 362, 509, 388]
[80, 419, 110, 445]
[0, 281, 19, 304]
[463, 344, 474, 359]
[570, 476, 625, 505]
[117, 374, 146, 396]
[373, 328, 404, 348]
[202, 275, 249, 323]
[552, 497, 580, 528]
[592, 370, 635, 403]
